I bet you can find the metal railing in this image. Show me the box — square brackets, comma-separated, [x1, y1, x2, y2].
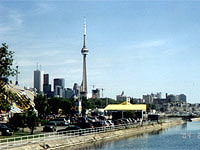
[0, 122, 146, 149]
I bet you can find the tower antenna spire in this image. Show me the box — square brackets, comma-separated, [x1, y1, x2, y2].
[36, 62, 38, 70]
[83, 17, 87, 49]
[84, 17, 86, 36]
[81, 17, 89, 97]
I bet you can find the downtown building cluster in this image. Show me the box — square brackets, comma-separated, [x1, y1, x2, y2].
[33, 69, 79, 99]
[33, 69, 101, 99]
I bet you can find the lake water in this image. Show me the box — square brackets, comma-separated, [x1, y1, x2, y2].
[76, 121, 200, 150]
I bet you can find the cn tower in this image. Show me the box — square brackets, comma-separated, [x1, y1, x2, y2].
[81, 18, 88, 97]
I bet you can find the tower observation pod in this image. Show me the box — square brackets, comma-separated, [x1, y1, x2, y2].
[80, 18, 88, 97]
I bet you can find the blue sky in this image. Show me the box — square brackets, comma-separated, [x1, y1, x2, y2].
[1, 0, 200, 103]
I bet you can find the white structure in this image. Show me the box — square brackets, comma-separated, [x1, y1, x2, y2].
[80, 18, 88, 97]
[34, 69, 44, 93]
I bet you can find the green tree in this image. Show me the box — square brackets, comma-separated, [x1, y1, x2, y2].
[0, 43, 16, 112]
[60, 99, 73, 115]
[9, 113, 26, 131]
[86, 98, 122, 109]
[48, 97, 60, 114]
[0, 43, 16, 78]
[34, 95, 48, 118]
[48, 97, 73, 115]
[0, 89, 11, 112]
[26, 107, 38, 135]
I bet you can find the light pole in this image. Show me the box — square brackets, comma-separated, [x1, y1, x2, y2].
[15, 65, 19, 86]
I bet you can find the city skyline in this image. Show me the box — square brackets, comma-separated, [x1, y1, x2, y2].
[1, 1, 200, 102]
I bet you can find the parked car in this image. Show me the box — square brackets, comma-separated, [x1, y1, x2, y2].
[100, 121, 110, 127]
[57, 126, 81, 132]
[0, 123, 14, 136]
[106, 120, 114, 127]
[131, 118, 137, 123]
[98, 116, 106, 121]
[127, 118, 133, 124]
[117, 119, 126, 125]
[122, 118, 131, 124]
[87, 117, 97, 123]
[57, 126, 82, 135]
[113, 120, 120, 126]
[77, 117, 87, 123]
[92, 121, 105, 127]
[43, 121, 57, 132]
[51, 118, 68, 126]
[75, 122, 94, 129]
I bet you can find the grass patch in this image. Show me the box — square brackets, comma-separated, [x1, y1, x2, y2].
[0, 130, 30, 140]
[13, 130, 30, 136]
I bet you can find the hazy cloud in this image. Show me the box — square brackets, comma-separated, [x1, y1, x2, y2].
[134, 40, 165, 49]
[33, 3, 57, 15]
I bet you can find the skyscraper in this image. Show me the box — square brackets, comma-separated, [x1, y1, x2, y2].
[34, 69, 44, 93]
[43, 74, 49, 85]
[53, 78, 65, 97]
[80, 18, 88, 97]
[43, 74, 51, 97]
[73, 83, 79, 96]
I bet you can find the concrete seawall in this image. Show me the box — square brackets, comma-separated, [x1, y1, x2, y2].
[192, 117, 200, 122]
[8, 119, 186, 150]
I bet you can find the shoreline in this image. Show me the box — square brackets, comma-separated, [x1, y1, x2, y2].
[191, 117, 200, 122]
[57, 120, 185, 150]
[7, 118, 200, 150]
[8, 119, 188, 150]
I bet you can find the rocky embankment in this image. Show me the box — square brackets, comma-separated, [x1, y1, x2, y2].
[7, 119, 187, 150]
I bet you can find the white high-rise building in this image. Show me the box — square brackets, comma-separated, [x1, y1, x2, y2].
[34, 69, 44, 93]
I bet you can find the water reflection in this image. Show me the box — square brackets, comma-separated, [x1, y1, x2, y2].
[181, 122, 187, 129]
[148, 129, 163, 135]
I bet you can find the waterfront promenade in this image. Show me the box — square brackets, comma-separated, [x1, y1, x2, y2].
[3, 118, 188, 150]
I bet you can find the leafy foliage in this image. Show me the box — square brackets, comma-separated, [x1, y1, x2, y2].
[9, 113, 26, 131]
[34, 95, 49, 118]
[0, 90, 11, 112]
[34, 95, 123, 117]
[34, 95, 74, 117]
[9, 108, 39, 134]
[0, 43, 16, 78]
[26, 107, 38, 135]
[83, 98, 122, 109]
[0, 43, 16, 112]
[81, 98, 122, 115]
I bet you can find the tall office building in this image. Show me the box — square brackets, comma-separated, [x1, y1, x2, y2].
[43, 74, 51, 97]
[64, 88, 75, 98]
[34, 69, 44, 93]
[73, 83, 79, 96]
[44, 74, 49, 85]
[53, 78, 65, 97]
[80, 18, 89, 97]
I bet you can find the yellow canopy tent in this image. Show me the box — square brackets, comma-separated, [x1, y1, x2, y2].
[104, 97, 146, 111]
[104, 98, 146, 119]
[0, 79, 35, 113]
[104, 104, 146, 111]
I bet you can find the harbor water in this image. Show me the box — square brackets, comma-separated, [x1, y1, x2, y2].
[75, 121, 200, 150]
